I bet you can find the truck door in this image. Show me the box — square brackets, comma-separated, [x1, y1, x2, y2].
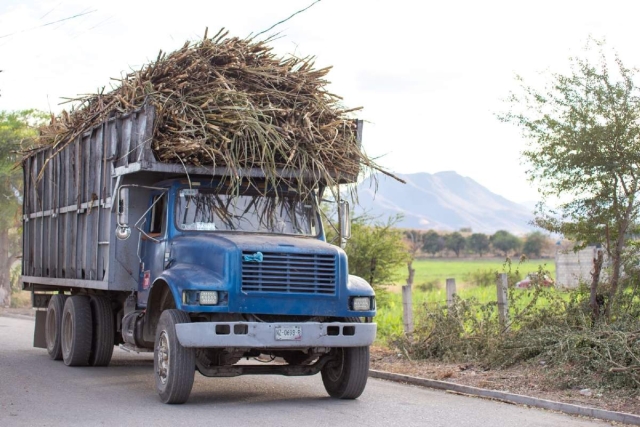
[138, 192, 167, 307]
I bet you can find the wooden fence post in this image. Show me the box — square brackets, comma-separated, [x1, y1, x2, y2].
[402, 261, 415, 334]
[402, 285, 413, 334]
[497, 273, 509, 327]
[446, 278, 456, 309]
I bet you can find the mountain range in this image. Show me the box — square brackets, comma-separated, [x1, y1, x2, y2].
[354, 171, 535, 234]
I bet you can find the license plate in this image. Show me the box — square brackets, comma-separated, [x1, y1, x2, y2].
[275, 326, 302, 341]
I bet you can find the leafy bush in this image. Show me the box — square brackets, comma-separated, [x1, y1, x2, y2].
[376, 298, 405, 341]
[463, 269, 521, 288]
[416, 280, 441, 293]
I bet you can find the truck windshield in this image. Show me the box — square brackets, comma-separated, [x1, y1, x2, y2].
[176, 188, 318, 236]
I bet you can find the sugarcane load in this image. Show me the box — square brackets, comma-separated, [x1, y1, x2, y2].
[22, 28, 391, 404]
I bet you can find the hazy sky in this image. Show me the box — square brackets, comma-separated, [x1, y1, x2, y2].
[1, 0, 639, 203]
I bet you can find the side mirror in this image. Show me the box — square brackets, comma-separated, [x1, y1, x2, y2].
[338, 200, 351, 248]
[116, 187, 131, 240]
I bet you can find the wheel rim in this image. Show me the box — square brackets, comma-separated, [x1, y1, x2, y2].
[61, 311, 72, 356]
[325, 349, 345, 382]
[157, 331, 170, 385]
[45, 308, 56, 351]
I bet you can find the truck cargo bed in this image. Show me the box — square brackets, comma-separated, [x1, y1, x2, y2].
[21, 103, 362, 291]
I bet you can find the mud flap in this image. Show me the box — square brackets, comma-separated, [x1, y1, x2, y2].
[34, 310, 47, 348]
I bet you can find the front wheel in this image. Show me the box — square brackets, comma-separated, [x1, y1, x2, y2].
[154, 309, 195, 404]
[321, 346, 370, 399]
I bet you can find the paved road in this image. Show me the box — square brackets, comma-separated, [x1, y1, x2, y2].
[0, 316, 612, 427]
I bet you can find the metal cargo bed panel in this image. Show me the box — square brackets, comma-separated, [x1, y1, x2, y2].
[21, 103, 362, 290]
[21, 105, 159, 290]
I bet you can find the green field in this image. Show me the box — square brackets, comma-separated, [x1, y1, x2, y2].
[393, 257, 556, 288]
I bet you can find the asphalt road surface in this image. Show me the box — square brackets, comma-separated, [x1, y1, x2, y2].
[0, 315, 613, 427]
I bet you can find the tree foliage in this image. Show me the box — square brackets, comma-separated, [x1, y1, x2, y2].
[500, 40, 640, 317]
[467, 233, 490, 256]
[422, 230, 444, 257]
[445, 232, 466, 257]
[490, 230, 521, 256]
[0, 110, 46, 305]
[522, 231, 548, 258]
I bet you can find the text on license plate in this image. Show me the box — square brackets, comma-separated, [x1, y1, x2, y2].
[275, 326, 302, 341]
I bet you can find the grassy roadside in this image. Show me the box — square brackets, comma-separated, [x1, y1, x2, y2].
[378, 257, 557, 340]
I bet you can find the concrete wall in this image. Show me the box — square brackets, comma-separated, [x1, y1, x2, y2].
[555, 246, 598, 288]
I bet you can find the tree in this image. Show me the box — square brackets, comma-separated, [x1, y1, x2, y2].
[522, 231, 548, 258]
[327, 214, 409, 293]
[500, 40, 640, 318]
[404, 230, 423, 252]
[445, 232, 466, 257]
[491, 230, 521, 257]
[0, 110, 44, 306]
[404, 229, 423, 291]
[422, 230, 444, 257]
[467, 233, 490, 257]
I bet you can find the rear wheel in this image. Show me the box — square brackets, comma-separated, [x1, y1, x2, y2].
[61, 296, 93, 366]
[89, 295, 114, 366]
[154, 309, 195, 404]
[45, 294, 67, 360]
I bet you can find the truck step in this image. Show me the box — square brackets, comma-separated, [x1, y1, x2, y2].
[119, 343, 153, 354]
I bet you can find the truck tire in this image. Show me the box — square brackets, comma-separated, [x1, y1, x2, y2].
[61, 296, 93, 366]
[89, 295, 114, 367]
[45, 294, 67, 360]
[321, 318, 370, 399]
[321, 346, 370, 399]
[154, 309, 195, 404]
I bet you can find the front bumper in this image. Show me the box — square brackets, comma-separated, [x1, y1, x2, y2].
[175, 321, 377, 348]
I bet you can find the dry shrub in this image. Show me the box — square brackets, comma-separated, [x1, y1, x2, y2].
[404, 295, 503, 362]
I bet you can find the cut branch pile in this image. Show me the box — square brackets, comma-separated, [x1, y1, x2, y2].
[33, 28, 398, 193]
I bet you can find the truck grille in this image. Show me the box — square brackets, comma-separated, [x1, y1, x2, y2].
[241, 251, 337, 295]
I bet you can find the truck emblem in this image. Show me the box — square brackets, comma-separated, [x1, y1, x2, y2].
[243, 252, 263, 263]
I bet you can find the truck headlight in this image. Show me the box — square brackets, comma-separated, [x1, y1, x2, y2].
[199, 291, 219, 305]
[351, 297, 372, 311]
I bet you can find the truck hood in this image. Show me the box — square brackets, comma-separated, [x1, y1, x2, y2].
[209, 233, 341, 254]
[168, 233, 344, 272]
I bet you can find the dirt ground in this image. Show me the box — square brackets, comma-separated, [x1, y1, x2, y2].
[4, 306, 637, 415]
[370, 344, 640, 416]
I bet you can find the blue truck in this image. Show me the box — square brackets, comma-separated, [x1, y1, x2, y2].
[22, 103, 376, 404]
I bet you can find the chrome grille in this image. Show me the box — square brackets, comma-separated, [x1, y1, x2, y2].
[241, 251, 337, 294]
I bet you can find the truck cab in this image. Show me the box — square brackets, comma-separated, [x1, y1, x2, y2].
[118, 177, 376, 402]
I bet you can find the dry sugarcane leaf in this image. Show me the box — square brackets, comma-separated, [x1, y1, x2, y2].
[30, 28, 404, 195]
